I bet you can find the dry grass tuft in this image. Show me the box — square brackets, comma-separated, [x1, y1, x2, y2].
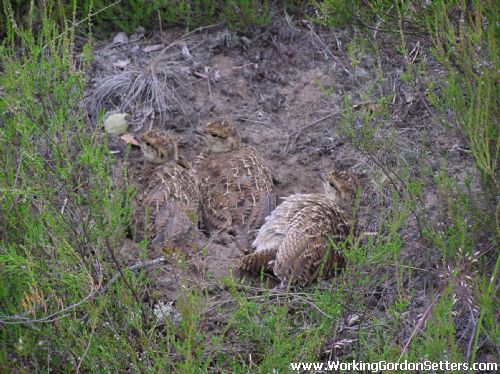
[90, 58, 193, 128]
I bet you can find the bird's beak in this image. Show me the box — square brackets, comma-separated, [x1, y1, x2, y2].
[193, 129, 204, 137]
[318, 172, 326, 182]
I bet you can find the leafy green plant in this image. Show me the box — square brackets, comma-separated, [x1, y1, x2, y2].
[427, 29, 497, 187]
[324, 3, 497, 361]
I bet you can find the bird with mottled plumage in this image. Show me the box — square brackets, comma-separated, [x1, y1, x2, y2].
[238, 170, 360, 286]
[130, 130, 200, 247]
[195, 119, 276, 247]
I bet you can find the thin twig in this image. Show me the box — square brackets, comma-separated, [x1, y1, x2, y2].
[76, 320, 96, 373]
[283, 100, 388, 156]
[271, 35, 285, 62]
[283, 112, 338, 156]
[151, 22, 224, 65]
[306, 23, 359, 84]
[398, 288, 442, 361]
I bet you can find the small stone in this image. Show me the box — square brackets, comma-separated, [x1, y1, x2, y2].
[104, 112, 129, 135]
[130, 45, 141, 54]
[113, 32, 128, 45]
[130, 26, 145, 42]
[113, 59, 130, 69]
[240, 36, 252, 47]
[347, 314, 360, 327]
[181, 45, 192, 60]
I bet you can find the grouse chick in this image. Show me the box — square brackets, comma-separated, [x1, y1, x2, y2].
[195, 119, 276, 247]
[131, 130, 200, 247]
[238, 170, 359, 286]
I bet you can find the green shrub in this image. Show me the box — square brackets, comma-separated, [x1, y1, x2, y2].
[0, 1, 142, 370]
[317, 0, 498, 187]
[425, 1, 498, 186]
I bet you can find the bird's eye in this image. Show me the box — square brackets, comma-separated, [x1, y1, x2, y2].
[329, 182, 339, 191]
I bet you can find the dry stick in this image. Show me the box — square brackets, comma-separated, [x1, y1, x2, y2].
[231, 63, 255, 71]
[398, 288, 443, 362]
[306, 24, 358, 84]
[284, 112, 338, 156]
[151, 22, 224, 66]
[333, 31, 342, 52]
[0, 257, 165, 325]
[76, 320, 96, 373]
[350, 14, 423, 37]
[465, 304, 478, 361]
[418, 91, 434, 116]
[284, 101, 382, 155]
[204, 224, 232, 251]
[0, 288, 97, 325]
[271, 35, 285, 62]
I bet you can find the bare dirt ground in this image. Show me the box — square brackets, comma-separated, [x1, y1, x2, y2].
[85, 16, 492, 364]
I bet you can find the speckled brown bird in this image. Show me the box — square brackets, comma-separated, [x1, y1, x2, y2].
[130, 130, 200, 247]
[195, 119, 276, 247]
[238, 170, 360, 286]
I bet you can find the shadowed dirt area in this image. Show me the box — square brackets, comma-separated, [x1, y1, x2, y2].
[86, 16, 489, 363]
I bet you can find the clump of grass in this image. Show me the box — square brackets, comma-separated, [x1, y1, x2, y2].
[90, 57, 192, 123]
